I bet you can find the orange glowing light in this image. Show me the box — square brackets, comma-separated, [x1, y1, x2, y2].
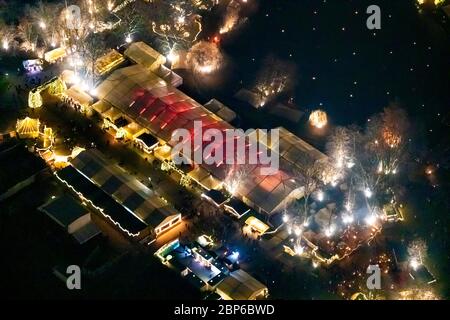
[309, 110, 328, 129]
[382, 128, 401, 148]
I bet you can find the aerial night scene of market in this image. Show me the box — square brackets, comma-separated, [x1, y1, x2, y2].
[0, 0, 449, 306]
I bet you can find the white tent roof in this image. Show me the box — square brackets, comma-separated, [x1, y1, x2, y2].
[216, 269, 268, 300]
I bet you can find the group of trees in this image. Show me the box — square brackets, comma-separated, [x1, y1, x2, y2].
[253, 55, 297, 107]
[0, 1, 104, 83]
[293, 104, 411, 228]
[0, 0, 222, 81]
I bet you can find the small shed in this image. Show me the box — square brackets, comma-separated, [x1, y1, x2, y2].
[216, 269, 268, 300]
[125, 42, 167, 72]
[65, 85, 94, 109]
[95, 49, 125, 75]
[244, 216, 270, 236]
[39, 195, 101, 244]
[44, 47, 67, 63]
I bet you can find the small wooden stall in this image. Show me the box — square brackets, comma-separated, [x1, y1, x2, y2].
[44, 47, 67, 64]
[16, 117, 40, 139]
[95, 49, 125, 75]
[63, 85, 94, 113]
[244, 216, 270, 236]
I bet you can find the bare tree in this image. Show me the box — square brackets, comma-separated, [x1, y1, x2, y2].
[114, 2, 144, 41]
[26, 0, 63, 49]
[295, 161, 324, 223]
[367, 105, 410, 173]
[253, 55, 297, 106]
[17, 17, 39, 53]
[408, 239, 428, 263]
[79, 32, 106, 86]
[326, 126, 353, 177]
[0, 19, 16, 52]
[145, 0, 203, 50]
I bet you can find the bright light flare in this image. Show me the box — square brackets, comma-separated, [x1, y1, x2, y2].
[365, 214, 377, 226]
[342, 213, 354, 224]
[167, 50, 179, 63]
[410, 259, 420, 271]
[81, 82, 89, 92]
[377, 161, 383, 174]
[71, 74, 81, 85]
[346, 160, 355, 169]
[294, 245, 304, 255]
[364, 188, 373, 198]
[198, 65, 214, 74]
[325, 225, 335, 237]
[107, 1, 114, 11]
[425, 166, 434, 175]
[317, 190, 325, 202]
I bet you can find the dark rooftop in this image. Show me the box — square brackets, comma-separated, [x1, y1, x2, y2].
[224, 197, 252, 218]
[114, 117, 130, 128]
[40, 195, 89, 228]
[0, 142, 47, 195]
[137, 132, 158, 148]
[203, 189, 229, 206]
[55, 166, 147, 235]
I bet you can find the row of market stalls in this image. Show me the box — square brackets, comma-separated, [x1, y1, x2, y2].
[37, 41, 328, 234]
[54, 149, 182, 240]
[93, 56, 329, 217]
[23, 47, 66, 75]
[201, 189, 271, 236]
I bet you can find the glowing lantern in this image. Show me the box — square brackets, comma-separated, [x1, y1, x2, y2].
[16, 117, 40, 139]
[28, 89, 43, 108]
[309, 110, 328, 129]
